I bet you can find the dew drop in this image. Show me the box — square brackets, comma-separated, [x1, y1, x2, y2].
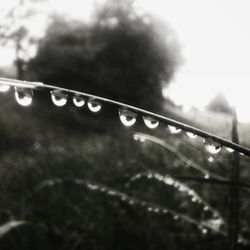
[133, 134, 139, 141]
[0, 84, 10, 92]
[186, 132, 197, 139]
[87, 99, 102, 112]
[73, 94, 85, 107]
[51, 90, 68, 106]
[119, 109, 137, 127]
[204, 138, 222, 154]
[168, 125, 181, 134]
[147, 207, 153, 212]
[226, 147, 234, 153]
[204, 174, 210, 179]
[208, 156, 214, 162]
[133, 134, 146, 142]
[204, 206, 209, 211]
[15, 87, 33, 106]
[143, 116, 159, 129]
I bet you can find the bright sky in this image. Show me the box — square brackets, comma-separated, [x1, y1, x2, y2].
[1, 0, 250, 121]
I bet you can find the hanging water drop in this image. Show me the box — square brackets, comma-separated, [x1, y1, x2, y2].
[15, 87, 33, 106]
[73, 94, 85, 107]
[168, 125, 181, 134]
[51, 90, 68, 106]
[226, 147, 234, 153]
[119, 109, 137, 127]
[204, 138, 222, 154]
[143, 116, 159, 129]
[204, 174, 210, 179]
[208, 156, 214, 162]
[186, 132, 197, 139]
[0, 84, 10, 92]
[87, 99, 102, 112]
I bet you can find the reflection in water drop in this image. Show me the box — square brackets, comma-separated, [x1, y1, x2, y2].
[168, 125, 181, 134]
[143, 116, 159, 129]
[226, 147, 234, 153]
[87, 99, 102, 112]
[15, 87, 33, 106]
[205, 138, 222, 154]
[0, 84, 10, 92]
[51, 90, 68, 106]
[119, 109, 137, 127]
[73, 94, 85, 107]
[186, 132, 197, 139]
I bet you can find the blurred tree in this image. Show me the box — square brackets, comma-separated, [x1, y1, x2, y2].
[0, 0, 47, 80]
[206, 92, 232, 114]
[28, 0, 181, 112]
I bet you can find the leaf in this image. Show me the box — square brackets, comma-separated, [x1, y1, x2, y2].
[0, 221, 28, 238]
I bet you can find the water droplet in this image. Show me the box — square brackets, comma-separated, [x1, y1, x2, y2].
[204, 206, 209, 211]
[204, 174, 210, 179]
[208, 156, 214, 162]
[0, 84, 10, 92]
[133, 134, 139, 141]
[168, 125, 181, 134]
[204, 138, 222, 154]
[15, 87, 33, 106]
[186, 132, 197, 139]
[147, 207, 153, 212]
[129, 200, 134, 205]
[174, 215, 179, 220]
[143, 116, 159, 129]
[119, 109, 137, 127]
[51, 90, 68, 106]
[73, 94, 85, 107]
[133, 134, 146, 142]
[202, 228, 208, 234]
[154, 208, 159, 213]
[226, 147, 234, 153]
[191, 197, 197, 202]
[87, 99, 102, 112]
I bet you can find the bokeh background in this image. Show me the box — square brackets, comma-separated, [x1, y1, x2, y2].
[0, 0, 250, 249]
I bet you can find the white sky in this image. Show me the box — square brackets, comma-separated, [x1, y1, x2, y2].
[1, 0, 250, 121]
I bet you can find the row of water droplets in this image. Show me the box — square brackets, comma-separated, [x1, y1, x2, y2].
[43, 178, 215, 235]
[117, 108, 237, 155]
[128, 172, 224, 224]
[33, 178, 213, 235]
[13, 87, 102, 112]
[0, 84, 239, 156]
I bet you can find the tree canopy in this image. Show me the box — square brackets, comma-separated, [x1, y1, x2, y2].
[28, 0, 181, 112]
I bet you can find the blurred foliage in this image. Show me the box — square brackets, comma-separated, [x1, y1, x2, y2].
[0, 0, 47, 79]
[206, 92, 233, 115]
[28, 0, 181, 112]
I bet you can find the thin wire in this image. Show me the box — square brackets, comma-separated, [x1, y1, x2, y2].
[1, 77, 250, 156]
